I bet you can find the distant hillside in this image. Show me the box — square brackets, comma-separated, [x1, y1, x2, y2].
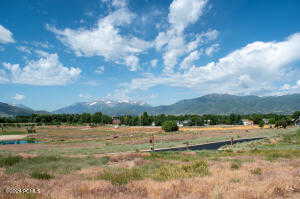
[54, 94, 300, 115]
[3, 94, 300, 117]
[0, 103, 49, 117]
[0, 102, 34, 117]
[152, 94, 300, 115]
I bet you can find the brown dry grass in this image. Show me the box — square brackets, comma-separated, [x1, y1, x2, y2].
[181, 125, 260, 131]
[1, 156, 299, 199]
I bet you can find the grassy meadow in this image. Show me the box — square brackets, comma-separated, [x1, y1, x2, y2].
[0, 125, 299, 198]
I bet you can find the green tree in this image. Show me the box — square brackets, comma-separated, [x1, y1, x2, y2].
[141, 112, 151, 126]
[162, 121, 178, 132]
[92, 112, 103, 124]
[258, 120, 265, 128]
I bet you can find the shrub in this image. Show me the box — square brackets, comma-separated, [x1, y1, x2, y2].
[30, 171, 54, 180]
[230, 160, 242, 170]
[0, 156, 22, 167]
[230, 178, 240, 183]
[153, 160, 209, 181]
[162, 121, 178, 132]
[250, 168, 262, 175]
[99, 168, 143, 185]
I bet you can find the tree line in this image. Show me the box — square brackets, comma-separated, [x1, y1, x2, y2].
[0, 111, 299, 127]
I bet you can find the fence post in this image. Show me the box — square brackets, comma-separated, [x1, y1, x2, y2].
[149, 134, 154, 151]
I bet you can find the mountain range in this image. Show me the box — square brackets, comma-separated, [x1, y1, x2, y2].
[53, 99, 152, 115]
[54, 94, 300, 115]
[0, 103, 49, 117]
[1, 94, 300, 117]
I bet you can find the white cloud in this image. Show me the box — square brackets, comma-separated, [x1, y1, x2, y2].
[12, 93, 25, 101]
[154, 0, 215, 73]
[111, 0, 127, 8]
[205, 43, 219, 56]
[0, 69, 8, 83]
[79, 93, 93, 100]
[0, 25, 15, 44]
[31, 41, 51, 49]
[34, 49, 50, 57]
[17, 46, 32, 54]
[82, 80, 102, 86]
[124, 55, 140, 71]
[124, 33, 300, 96]
[95, 66, 105, 74]
[47, 7, 150, 71]
[180, 50, 201, 70]
[168, 0, 207, 33]
[150, 59, 158, 68]
[1, 53, 81, 86]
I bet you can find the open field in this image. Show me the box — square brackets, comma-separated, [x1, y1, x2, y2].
[0, 125, 286, 156]
[0, 125, 299, 198]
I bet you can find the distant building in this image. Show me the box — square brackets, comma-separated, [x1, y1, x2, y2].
[177, 120, 191, 127]
[112, 116, 121, 125]
[204, 120, 211, 125]
[242, 119, 254, 126]
[176, 121, 184, 127]
[263, 119, 270, 124]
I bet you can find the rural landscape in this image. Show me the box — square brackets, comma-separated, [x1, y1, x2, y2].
[0, 108, 300, 198]
[1, 0, 300, 198]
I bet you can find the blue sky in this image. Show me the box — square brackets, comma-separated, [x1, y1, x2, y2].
[1, 0, 300, 111]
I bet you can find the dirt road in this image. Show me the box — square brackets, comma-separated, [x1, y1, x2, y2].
[0, 135, 27, 141]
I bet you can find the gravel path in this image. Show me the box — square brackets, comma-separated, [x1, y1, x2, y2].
[0, 135, 28, 141]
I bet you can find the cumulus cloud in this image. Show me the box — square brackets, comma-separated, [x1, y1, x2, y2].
[1, 53, 81, 86]
[124, 33, 300, 96]
[111, 0, 127, 8]
[79, 93, 94, 100]
[180, 50, 201, 70]
[95, 66, 105, 74]
[205, 43, 219, 56]
[47, 7, 150, 71]
[150, 59, 158, 68]
[0, 69, 8, 83]
[0, 25, 15, 44]
[17, 46, 32, 54]
[168, 0, 207, 33]
[12, 93, 25, 101]
[154, 0, 216, 73]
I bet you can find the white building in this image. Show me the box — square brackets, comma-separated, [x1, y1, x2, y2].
[242, 119, 254, 126]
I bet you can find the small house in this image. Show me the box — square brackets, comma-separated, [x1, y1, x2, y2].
[176, 121, 184, 127]
[112, 116, 121, 125]
[263, 119, 270, 124]
[242, 119, 254, 126]
[177, 120, 191, 127]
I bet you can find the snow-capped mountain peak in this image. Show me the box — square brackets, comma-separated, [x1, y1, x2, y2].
[85, 99, 148, 107]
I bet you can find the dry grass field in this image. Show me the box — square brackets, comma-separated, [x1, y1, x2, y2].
[0, 125, 299, 199]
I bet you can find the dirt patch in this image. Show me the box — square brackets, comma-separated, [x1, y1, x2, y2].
[0, 134, 27, 141]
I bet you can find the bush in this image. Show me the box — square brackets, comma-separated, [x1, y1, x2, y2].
[0, 156, 22, 167]
[162, 121, 178, 132]
[153, 160, 209, 181]
[230, 160, 242, 170]
[99, 168, 143, 185]
[250, 168, 262, 175]
[30, 171, 54, 180]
